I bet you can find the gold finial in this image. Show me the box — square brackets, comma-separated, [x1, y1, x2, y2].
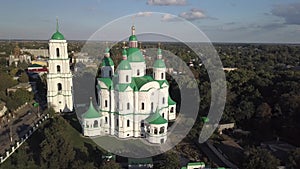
[158, 42, 161, 48]
[139, 42, 142, 49]
[122, 41, 126, 48]
[89, 97, 92, 102]
[131, 25, 135, 35]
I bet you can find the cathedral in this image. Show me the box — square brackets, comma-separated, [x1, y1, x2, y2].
[81, 26, 177, 144]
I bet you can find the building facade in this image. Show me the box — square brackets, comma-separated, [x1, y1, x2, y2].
[47, 20, 73, 112]
[82, 26, 177, 144]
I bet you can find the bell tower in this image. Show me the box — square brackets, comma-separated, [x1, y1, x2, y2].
[47, 19, 73, 112]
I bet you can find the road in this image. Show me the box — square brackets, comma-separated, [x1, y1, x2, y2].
[0, 103, 42, 155]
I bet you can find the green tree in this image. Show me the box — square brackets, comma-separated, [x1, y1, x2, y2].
[287, 148, 300, 169]
[39, 117, 76, 169]
[100, 161, 122, 169]
[156, 151, 180, 169]
[243, 148, 280, 169]
[18, 72, 29, 83]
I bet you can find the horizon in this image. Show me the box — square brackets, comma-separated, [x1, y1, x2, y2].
[1, 0, 300, 43]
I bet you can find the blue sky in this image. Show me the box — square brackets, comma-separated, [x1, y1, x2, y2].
[0, 0, 300, 43]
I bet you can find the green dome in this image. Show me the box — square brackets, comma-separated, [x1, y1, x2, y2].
[105, 47, 110, 54]
[122, 48, 127, 56]
[153, 59, 166, 68]
[127, 48, 145, 62]
[82, 100, 101, 119]
[118, 60, 131, 70]
[101, 57, 114, 67]
[129, 35, 137, 41]
[51, 31, 65, 40]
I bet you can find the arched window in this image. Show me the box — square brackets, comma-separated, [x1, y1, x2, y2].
[127, 120, 130, 127]
[93, 120, 98, 128]
[105, 100, 108, 107]
[57, 65, 61, 73]
[137, 69, 140, 76]
[56, 48, 60, 57]
[154, 128, 158, 134]
[151, 102, 154, 111]
[160, 126, 165, 134]
[127, 102, 130, 110]
[170, 107, 174, 113]
[141, 102, 145, 110]
[57, 83, 62, 92]
[154, 72, 155, 78]
[116, 119, 119, 127]
[162, 113, 165, 118]
[126, 75, 129, 82]
[141, 120, 144, 127]
[109, 70, 112, 77]
[105, 117, 108, 124]
[161, 73, 164, 79]
[162, 97, 165, 104]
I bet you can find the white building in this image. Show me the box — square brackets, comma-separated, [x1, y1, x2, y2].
[47, 20, 73, 113]
[82, 26, 177, 144]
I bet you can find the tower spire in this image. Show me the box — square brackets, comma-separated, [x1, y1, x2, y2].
[56, 17, 59, 32]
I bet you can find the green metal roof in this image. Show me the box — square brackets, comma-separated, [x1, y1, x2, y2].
[132, 75, 153, 90]
[145, 109, 167, 125]
[153, 59, 166, 68]
[82, 100, 101, 119]
[118, 60, 131, 70]
[101, 57, 114, 67]
[155, 79, 169, 88]
[187, 162, 205, 166]
[168, 95, 176, 105]
[51, 31, 65, 40]
[127, 48, 145, 62]
[29, 63, 43, 68]
[129, 35, 137, 41]
[116, 82, 137, 92]
[98, 78, 113, 89]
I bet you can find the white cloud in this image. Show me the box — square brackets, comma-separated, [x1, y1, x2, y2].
[161, 14, 181, 22]
[147, 0, 186, 6]
[179, 8, 206, 21]
[271, 3, 300, 25]
[135, 12, 153, 17]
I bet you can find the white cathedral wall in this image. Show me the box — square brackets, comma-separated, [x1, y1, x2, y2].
[100, 89, 110, 111]
[49, 40, 68, 58]
[153, 68, 166, 80]
[118, 70, 132, 83]
[129, 62, 146, 77]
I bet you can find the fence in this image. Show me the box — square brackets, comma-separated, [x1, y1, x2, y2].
[0, 113, 50, 164]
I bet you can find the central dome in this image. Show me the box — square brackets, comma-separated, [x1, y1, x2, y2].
[127, 48, 145, 62]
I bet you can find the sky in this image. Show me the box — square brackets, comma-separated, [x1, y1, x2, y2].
[0, 0, 300, 43]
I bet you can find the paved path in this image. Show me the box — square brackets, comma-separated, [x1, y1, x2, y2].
[0, 103, 42, 155]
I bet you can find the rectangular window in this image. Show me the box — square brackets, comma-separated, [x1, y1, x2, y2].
[127, 120, 130, 127]
[141, 102, 145, 110]
[162, 97, 165, 104]
[105, 117, 108, 124]
[151, 102, 153, 111]
[127, 103, 130, 110]
[116, 119, 119, 127]
[105, 100, 108, 107]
